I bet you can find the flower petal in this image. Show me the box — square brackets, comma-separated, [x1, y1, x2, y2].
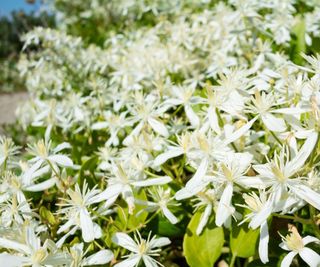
[80, 208, 95, 243]
[47, 155, 73, 167]
[114, 255, 141, 267]
[281, 251, 297, 267]
[154, 148, 184, 166]
[148, 117, 169, 137]
[131, 176, 171, 187]
[82, 250, 114, 265]
[259, 221, 269, 264]
[112, 233, 138, 253]
[299, 247, 320, 267]
[261, 113, 286, 132]
[215, 183, 233, 227]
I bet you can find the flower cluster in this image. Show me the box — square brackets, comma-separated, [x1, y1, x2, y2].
[1, 0, 320, 266]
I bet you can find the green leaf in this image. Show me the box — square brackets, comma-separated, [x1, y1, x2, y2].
[117, 189, 148, 230]
[183, 211, 224, 267]
[230, 224, 259, 258]
[291, 16, 306, 64]
[39, 206, 57, 225]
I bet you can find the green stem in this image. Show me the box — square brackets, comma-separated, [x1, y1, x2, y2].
[229, 253, 237, 267]
[272, 213, 311, 225]
[309, 206, 320, 239]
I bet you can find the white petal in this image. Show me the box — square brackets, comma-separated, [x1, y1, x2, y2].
[90, 184, 122, 204]
[224, 117, 257, 144]
[175, 158, 209, 200]
[162, 206, 178, 224]
[112, 233, 138, 253]
[286, 132, 318, 177]
[0, 238, 29, 254]
[215, 183, 233, 227]
[114, 255, 141, 267]
[25, 177, 56, 192]
[143, 255, 158, 267]
[281, 251, 297, 267]
[259, 221, 269, 264]
[53, 142, 71, 153]
[0, 254, 28, 267]
[148, 117, 169, 137]
[299, 247, 320, 267]
[208, 107, 221, 134]
[289, 184, 320, 210]
[249, 200, 273, 229]
[185, 104, 200, 128]
[82, 250, 114, 265]
[123, 121, 144, 146]
[154, 148, 184, 166]
[131, 176, 171, 187]
[47, 155, 73, 167]
[91, 122, 109, 130]
[149, 237, 171, 249]
[302, 236, 320, 246]
[80, 208, 95, 243]
[196, 204, 212, 235]
[261, 113, 286, 132]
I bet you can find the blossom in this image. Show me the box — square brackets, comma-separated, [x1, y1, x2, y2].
[112, 231, 171, 267]
[279, 225, 320, 267]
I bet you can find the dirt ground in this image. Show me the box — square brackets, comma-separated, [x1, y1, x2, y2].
[0, 92, 28, 126]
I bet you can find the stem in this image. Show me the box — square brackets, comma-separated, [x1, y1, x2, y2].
[229, 253, 237, 267]
[309, 206, 320, 239]
[272, 213, 311, 225]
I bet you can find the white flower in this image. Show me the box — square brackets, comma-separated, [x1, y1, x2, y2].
[0, 226, 70, 267]
[279, 225, 320, 267]
[253, 133, 320, 212]
[69, 243, 113, 266]
[92, 164, 171, 214]
[57, 181, 102, 243]
[112, 231, 171, 267]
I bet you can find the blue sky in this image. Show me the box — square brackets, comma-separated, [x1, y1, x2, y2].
[0, 0, 40, 16]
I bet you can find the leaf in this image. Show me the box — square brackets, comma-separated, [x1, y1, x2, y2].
[230, 224, 259, 258]
[291, 16, 306, 65]
[183, 211, 224, 267]
[39, 206, 56, 225]
[117, 190, 148, 230]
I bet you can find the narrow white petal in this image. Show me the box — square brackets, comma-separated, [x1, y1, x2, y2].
[299, 247, 320, 267]
[185, 104, 200, 128]
[47, 155, 73, 167]
[302, 236, 320, 246]
[131, 176, 171, 187]
[261, 113, 286, 132]
[0, 254, 28, 267]
[196, 204, 212, 235]
[143, 255, 158, 267]
[259, 222, 269, 264]
[208, 107, 221, 134]
[215, 183, 233, 227]
[123, 121, 144, 146]
[149, 237, 171, 249]
[25, 177, 56, 192]
[90, 184, 122, 204]
[162, 206, 178, 224]
[112, 233, 138, 253]
[224, 117, 257, 144]
[53, 142, 71, 153]
[91, 122, 109, 130]
[281, 251, 297, 267]
[185, 158, 208, 189]
[114, 255, 141, 267]
[148, 117, 169, 137]
[154, 148, 184, 166]
[290, 184, 320, 210]
[0, 238, 29, 254]
[80, 208, 95, 243]
[286, 132, 318, 176]
[82, 250, 114, 265]
[249, 200, 273, 229]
